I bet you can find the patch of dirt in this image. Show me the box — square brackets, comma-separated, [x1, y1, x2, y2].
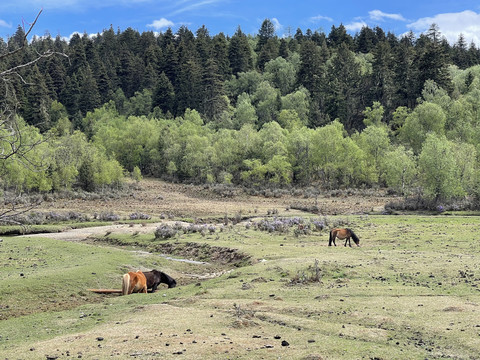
[88, 235, 252, 268]
[23, 222, 163, 241]
[35, 179, 395, 219]
[151, 241, 252, 267]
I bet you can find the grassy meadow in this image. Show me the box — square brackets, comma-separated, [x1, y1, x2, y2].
[1, 209, 480, 359]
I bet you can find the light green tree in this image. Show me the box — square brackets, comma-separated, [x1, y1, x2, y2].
[233, 93, 257, 129]
[286, 127, 314, 184]
[50, 131, 90, 190]
[264, 56, 297, 95]
[277, 109, 303, 130]
[281, 87, 310, 125]
[253, 81, 280, 127]
[380, 146, 417, 195]
[241, 159, 267, 186]
[132, 166, 142, 183]
[258, 121, 288, 162]
[418, 133, 464, 202]
[265, 155, 292, 185]
[362, 101, 384, 127]
[399, 102, 446, 153]
[309, 120, 345, 187]
[337, 137, 372, 187]
[356, 124, 391, 182]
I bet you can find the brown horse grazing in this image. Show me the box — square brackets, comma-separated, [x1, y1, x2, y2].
[143, 270, 177, 292]
[122, 270, 148, 295]
[329, 228, 360, 247]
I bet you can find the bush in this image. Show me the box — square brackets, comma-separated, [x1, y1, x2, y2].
[290, 259, 322, 285]
[129, 212, 151, 220]
[94, 212, 121, 221]
[154, 225, 177, 239]
[3, 210, 90, 225]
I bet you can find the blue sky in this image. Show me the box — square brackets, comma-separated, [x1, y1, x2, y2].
[1, 0, 480, 46]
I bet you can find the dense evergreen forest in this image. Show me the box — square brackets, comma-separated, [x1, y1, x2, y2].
[2, 19, 480, 208]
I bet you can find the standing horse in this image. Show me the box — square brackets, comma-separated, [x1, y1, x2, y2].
[329, 228, 360, 247]
[122, 270, 148, 295]
[143, 269, 177, 292]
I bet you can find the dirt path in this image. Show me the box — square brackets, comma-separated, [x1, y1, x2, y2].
[22, 222, 162, 241]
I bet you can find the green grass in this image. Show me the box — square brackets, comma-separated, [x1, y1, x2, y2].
[0, 221, 115, 235]
[1, 215, 480, 359]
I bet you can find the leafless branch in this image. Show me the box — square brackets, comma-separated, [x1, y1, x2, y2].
[0, 9, 43, 61]
[0, 9, 68, 223]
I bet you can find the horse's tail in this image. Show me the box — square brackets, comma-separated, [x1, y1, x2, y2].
[122, 273, 130, 295]
[348, 228, 360, 246]
[329, 229, 333, 246]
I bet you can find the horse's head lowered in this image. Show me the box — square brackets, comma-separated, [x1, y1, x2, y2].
[144, 269, 177, 292]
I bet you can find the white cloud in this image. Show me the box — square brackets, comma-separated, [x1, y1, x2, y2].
[271, 17, 282, 32]
[408, 10, 480, 46]
[147, 18, 175, 30]
[168, 0, 223, 16]
[58, 31, 101, 42]
[0, 19, 11, 28]
[345, 21, 367, 32]
[369, 10, 406, 22]
[309, 15, 334, 23]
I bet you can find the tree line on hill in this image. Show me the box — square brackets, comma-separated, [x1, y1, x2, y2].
[2, 19, 480, 208]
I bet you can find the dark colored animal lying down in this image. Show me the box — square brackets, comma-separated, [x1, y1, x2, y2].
[143, 269, 177, 293]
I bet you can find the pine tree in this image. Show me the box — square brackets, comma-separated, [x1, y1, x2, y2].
[371, 41, 395, 113]
[257, 19, 276, 51]
[162, 42, 178, 85]
[467, 41, 480, 67]
[327, 24, 353, 49]
[68, 33, 88, 76]
[257, 38, 279, 70]
[196, 25, 212, 66]
[394, 36, 417, 109]
[46, 55, 66, 99]
[201, 58, 228, 122]
[453, 33, 469, 69]
[24, 64, 51, 130]
[94, 62, 112, 104]
[228, 27, 253, 76]
[298, 40, 327, 126]
[416, 24, 453, 95]
[326, 43, 363, 130]
[279, 38, 289, 58]
[175, 59, 202, 114]
[60, 74, 81, 116]
[355, 26, 376, 53]
[212, 33, 231, 80]
[78, 65, 101, 115]
[153, 72, 175, 114]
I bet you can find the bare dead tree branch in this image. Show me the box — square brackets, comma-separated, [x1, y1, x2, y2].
[0, 9, 68, 224]
[0, 9, 43, 61]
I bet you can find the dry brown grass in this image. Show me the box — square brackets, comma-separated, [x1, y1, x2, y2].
[36, 178, 394, 219]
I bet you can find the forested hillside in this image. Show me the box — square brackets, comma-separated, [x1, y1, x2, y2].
[2, 19, 480, 207]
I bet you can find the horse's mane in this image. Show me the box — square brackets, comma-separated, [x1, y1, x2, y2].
[347, 228, 360, 244]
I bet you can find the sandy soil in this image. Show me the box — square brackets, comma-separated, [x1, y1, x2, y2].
[38, 178, 394, 219]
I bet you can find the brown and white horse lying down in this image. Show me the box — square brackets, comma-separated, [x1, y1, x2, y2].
[122, 270, 148, 295]
[122, 269, 177, 295]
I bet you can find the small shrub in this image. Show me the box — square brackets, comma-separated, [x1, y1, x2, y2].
[94, 212, 121, 221]
[290, 259, 322, 285]
[154, 225, 177, 240]
[129, 212, 151, 220]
